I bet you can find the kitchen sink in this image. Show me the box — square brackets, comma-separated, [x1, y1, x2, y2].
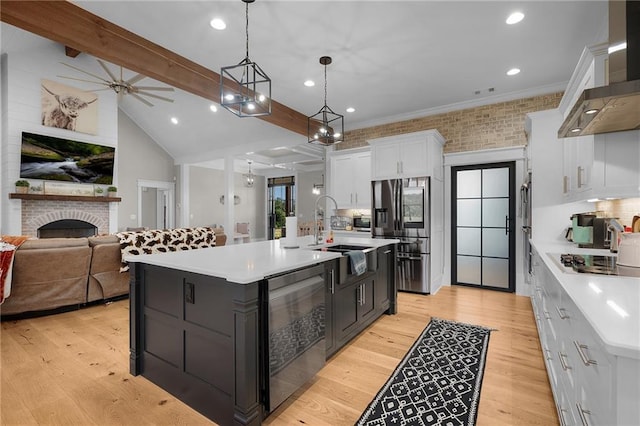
[312, 244, 375, 253]
[312, 244, 377, 283]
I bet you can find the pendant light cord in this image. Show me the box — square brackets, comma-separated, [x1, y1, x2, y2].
[245, 1, 250, 60]
[323, 62, 328, 107]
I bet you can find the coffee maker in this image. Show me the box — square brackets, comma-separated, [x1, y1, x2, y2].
[570, 213, 595, 247]
[570, 212, 616, 249]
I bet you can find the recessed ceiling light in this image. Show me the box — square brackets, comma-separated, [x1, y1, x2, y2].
[346, 107, 355, 113]
[571, 127, 582, 133]
[506, 12, 524, 25]
[210, 104, 218, 112]
[304, 80, 315, 87]
[585, 109, 598, 115]
[506, 68, 521, 76]
[171, 117, 179, 125]
[210, 18, 226, 30]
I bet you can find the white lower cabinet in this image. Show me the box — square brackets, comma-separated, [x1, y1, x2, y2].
[531, 247, 639, 425]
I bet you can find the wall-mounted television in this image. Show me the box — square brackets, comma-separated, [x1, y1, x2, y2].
[20, 132, 115, 184]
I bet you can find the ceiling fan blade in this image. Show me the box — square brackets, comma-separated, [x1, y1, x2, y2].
[134, 86, 175, 92]
[130, 92, 154, 107]
[126, 73, 147, 85]
[136, 91, 174, 103]
[60, 62, 111, 84]
[97, 59, 118, 82]
[56, 75, 110, 86]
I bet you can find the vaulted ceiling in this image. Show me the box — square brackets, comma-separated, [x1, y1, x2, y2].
[1, 1, 608, 174]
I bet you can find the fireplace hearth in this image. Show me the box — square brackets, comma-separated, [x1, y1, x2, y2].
[38, 220, 98, 238]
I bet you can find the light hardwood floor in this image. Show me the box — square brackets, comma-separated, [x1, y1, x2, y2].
[1, 286, 558, 425]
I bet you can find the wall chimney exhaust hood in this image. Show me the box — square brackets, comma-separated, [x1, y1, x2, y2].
[558, 1, 640, 138]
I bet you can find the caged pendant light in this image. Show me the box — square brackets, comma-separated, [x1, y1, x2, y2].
[308, 56, 344, 145]
[220, 0, 271, 117]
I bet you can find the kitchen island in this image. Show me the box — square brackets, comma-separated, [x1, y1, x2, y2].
[127, 236, 398, 426]
[530, 240, 640, 425]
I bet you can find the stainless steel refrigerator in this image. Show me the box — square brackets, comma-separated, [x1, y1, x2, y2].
[372, 177, 431, 294]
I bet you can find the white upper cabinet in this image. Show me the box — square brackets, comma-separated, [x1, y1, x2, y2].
[330, 149, 371, 209]
[368, 130, 445, 180]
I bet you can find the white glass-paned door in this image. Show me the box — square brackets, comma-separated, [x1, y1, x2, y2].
[452, 162, 515, 292]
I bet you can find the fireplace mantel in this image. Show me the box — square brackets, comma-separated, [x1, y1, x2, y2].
[9, 193, 121, 203]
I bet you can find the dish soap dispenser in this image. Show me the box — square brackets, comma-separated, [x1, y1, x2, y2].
[326, 230, 334, 243]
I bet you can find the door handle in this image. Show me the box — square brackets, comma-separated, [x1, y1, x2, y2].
[329, 269, 335, 295]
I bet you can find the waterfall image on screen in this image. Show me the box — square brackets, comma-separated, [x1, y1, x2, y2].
[20, 132, 115, 184]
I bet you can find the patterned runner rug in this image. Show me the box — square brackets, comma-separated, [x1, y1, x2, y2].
[356, 318, 492, 426]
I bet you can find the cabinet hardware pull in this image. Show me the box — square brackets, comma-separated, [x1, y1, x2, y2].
[577, 166, 583, 188]
[355, 193, 358, 204]
[330, 270, 335, 295]
[361, 284, 366, 305]
[397, 162, 400, 174]
[543, 311, 552, 320]
[573, 341, 597, 366]
[350, 193, 353, 204]
[576, 403, 592, 426]
[544, 348, 553, 361]
[563, 176, 569, 194]
[558, 352, 571, 371]
[505, 216, 509, 235]
[558, 407, 569, 426]
[357, 285, 362, 305]
[556, 306, 569, 320]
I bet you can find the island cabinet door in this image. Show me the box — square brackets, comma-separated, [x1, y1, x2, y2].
[130, 263, 261, 426]
[335, 281, 360, 343]
[334, 275, 376, 345]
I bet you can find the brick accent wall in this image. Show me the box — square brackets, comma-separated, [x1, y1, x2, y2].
[340, 92, 563, 153]
[21, 200, 110, 237]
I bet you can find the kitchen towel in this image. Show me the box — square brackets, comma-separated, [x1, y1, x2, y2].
[346, 250, 367, 276]
[283, 216, 298, 248]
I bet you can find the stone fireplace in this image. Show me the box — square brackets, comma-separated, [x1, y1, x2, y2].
[21, 199, 110, 238]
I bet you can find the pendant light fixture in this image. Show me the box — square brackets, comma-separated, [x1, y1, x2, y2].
[244, 160, 255, 187]
[308, 56, 344, 145]
[220, 0, 271, 117]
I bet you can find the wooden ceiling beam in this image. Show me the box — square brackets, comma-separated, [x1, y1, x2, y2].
[0, 1, 309, 137]
[64, 46, 81, 58]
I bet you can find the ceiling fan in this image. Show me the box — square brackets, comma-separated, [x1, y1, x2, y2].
[58, 59, 175, 106]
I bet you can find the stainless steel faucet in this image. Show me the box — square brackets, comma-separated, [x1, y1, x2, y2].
[313, 195, 338, 245]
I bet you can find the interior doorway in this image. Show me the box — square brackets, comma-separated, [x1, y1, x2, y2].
[138, 179, 175, 230]
[451, 162, 515, 292]
[267, 176, 295, 240]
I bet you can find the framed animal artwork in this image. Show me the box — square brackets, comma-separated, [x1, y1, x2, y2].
[41, 79, 98, 135]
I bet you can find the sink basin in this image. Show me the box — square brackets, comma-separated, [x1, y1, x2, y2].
[312, 244, 375, 253]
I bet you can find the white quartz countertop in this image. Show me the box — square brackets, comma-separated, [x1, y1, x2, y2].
[126, 236, 398, 285]
[531, 240, 640, 359]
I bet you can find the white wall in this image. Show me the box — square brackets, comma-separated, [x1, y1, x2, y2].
[117, 110, 175, 231]
[189, 165, 266, 240]
[296, 170, 324, 223]
[1, 45, 118, 235]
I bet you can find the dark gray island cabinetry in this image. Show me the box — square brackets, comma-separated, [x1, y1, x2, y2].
[127, 238, 397, 425]
[129, 263, 261, 426]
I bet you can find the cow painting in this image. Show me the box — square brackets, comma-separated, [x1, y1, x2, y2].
[41, 79, 98, 135]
